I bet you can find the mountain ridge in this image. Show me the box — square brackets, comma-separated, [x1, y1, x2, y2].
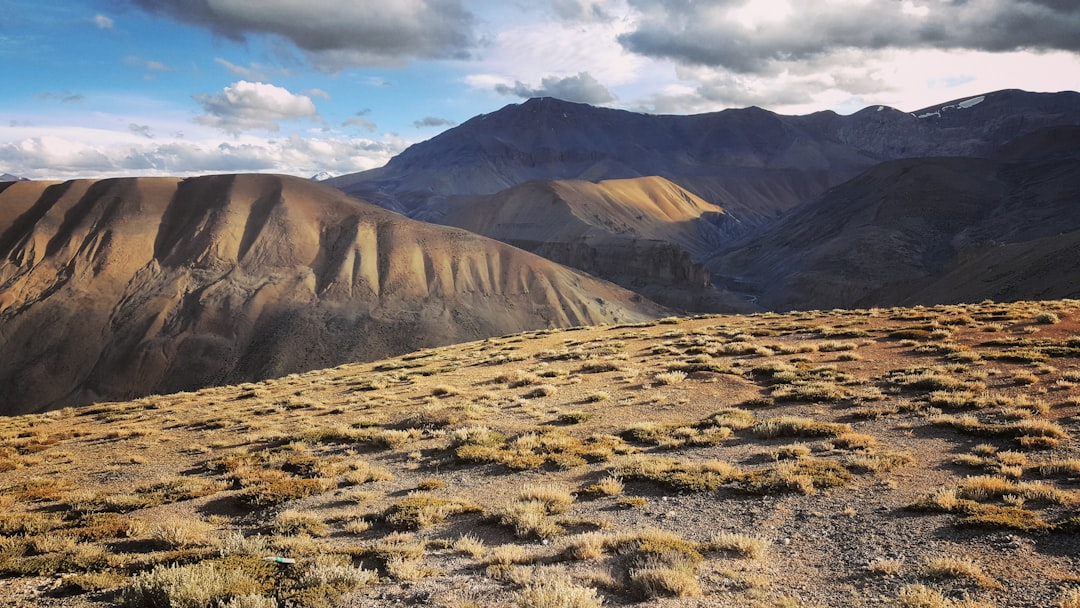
[328, 89, 1080, 226]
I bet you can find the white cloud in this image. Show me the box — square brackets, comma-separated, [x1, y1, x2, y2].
[463, 5, 645, 107]
[494, 72, 616, 104]
[620, 0, 1080, 74]
[130, 0, 476, 70]
[214, 58, 291, 81]
[627, 47, 1080, 116]
[0, 121, 407, 180]
[93, 14, 113, 29]
[194, 81, 320, 134]
[551, 0, 619, 21]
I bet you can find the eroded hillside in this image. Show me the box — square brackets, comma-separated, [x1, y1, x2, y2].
[0, 174, 664, 414]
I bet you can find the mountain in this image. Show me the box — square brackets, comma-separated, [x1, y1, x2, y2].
[0, 174, 666, 415]
[710, 126, 1080, 310]
[329, 90, 1080, 227]
[0, 173, 27, 182]
[432, 176, 752, 312]
[310, 171, 334, 181]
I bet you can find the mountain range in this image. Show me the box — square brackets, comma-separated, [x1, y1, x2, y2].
[329, 89, 1080, 312]
[3, 88, 1080, 413]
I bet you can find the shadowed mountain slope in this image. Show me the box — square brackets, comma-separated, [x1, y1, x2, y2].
[329, 90, 1080, 226]
[711, 126, 1080, 310]
[0, 174, 665, 414]
[432, 176, 752, 312]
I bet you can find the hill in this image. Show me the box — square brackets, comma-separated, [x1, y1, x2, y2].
[0, 300, 1077, 607]
[0, 174, 665, 414]
[710, 126, 1080, 310]
[432, 176, 751, 312]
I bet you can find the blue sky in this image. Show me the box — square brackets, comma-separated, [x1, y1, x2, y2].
[3, 0, 1079, 180]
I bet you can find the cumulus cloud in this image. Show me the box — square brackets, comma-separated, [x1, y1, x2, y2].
[93, 14, 114, 29]
[494, 72, 615, 104]
[619, 0, 1080, 74]
[128, 0, 476, 70]
[194, 81, 320, 134]
[412, 116, 456, 128]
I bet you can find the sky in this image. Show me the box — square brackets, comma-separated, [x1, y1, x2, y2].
[2, 0, 1079, 181]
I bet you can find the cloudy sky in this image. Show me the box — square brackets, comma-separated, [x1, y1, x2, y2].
[3, 0, 1079, 180]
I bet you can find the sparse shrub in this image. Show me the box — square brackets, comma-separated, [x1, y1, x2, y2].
[771, 444, 811, 460]
[298, 554, 378, 592]
[923, 557, 999, 589]
[453, 534, 485, 559]
[1035, 312, 1061, 324]
[741, 459, 851, 495]
[514, 575, 603, 608]
[562, 532, 616, 560]
[488, 544, 531, 565]
[557, 411, 594, 424]
[709, 532, 770, 560]
[273, 510, 328, 537]
[236, 477, 333, 508]
[895, 583, 951, 608]
[618, 456, 741, 493]
[120, 560, 267, 608]
[630, 554, 701, 598]
[654, 371, 687, 386]
[149, 517, 217, 548]
[384, 494, 482, 530]
[518, 484, 575, 513]
[524, 384, 557, 398]
[497, 500, 564, 539]
[581, 475, 623, 497]
[417, 478, 446, 491]
[753, 417, 851, 439]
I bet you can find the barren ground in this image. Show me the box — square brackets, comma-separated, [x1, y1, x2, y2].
[1, 299, 1078, 607]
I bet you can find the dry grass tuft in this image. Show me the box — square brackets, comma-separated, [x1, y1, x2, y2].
[709, 531, 770, 560]
[513, 574, 604, 608]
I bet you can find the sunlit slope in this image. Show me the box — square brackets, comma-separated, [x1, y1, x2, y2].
[0, 174, 665, 414]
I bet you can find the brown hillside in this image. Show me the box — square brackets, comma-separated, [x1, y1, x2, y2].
[433, 176, 751, 313]
[711, 130, 1080, 310]
[0, 300, 1077, 607]
[0, 174, 665, 414]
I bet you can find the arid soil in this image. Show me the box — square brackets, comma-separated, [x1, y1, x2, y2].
[0, 299, 1078, 607]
